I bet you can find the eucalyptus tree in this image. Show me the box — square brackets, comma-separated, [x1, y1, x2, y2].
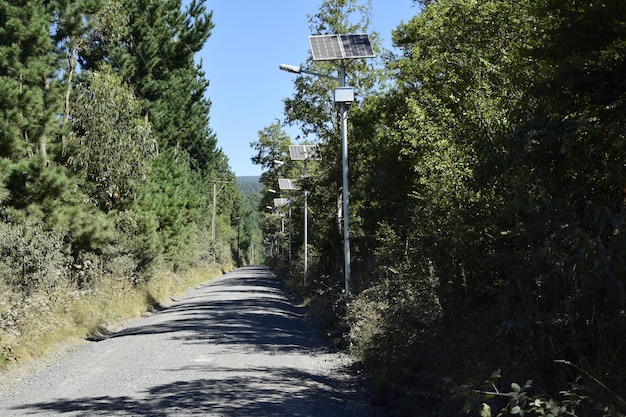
[53, 0, 129, 151]
[78, 0, 240, 269]
[250, 121, 293, 256]
[68, 66, 157, 211]
[0, 0, 127, 270]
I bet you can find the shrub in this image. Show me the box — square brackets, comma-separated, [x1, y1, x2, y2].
[0, 220, 69, 294]
[455, 368, 626, 417]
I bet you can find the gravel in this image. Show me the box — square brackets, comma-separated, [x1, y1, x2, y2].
[0, 266, 388, 416]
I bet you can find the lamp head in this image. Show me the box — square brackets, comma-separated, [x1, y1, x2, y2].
[279, 64, 301, 74]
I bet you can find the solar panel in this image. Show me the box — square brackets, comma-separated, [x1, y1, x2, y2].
[341, 34, 375, 59]
[278, 178, 299, 191]
[273, 198, 289, 207]
[309, 35, 344, 61]
[309, 34, 375, 61]
[289, 145, 320, 161]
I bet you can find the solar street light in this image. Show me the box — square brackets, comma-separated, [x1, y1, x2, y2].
[278, 178, 299, 263]
[289, 144, 321, 284]
[278, 178, 299, 191]
[280, 33, 374, 296]
[273, 198, 289, 207]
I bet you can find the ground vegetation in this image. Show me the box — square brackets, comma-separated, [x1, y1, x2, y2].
[254, 1, 626, 415]
[0, 0, 254, 368]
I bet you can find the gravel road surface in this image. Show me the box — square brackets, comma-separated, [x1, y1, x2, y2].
[0, 266, 386, 416]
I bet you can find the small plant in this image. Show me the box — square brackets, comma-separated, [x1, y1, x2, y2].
[455, 368, 624, 417]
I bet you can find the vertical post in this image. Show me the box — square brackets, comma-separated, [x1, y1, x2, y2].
[288, 197, 293, 263]
[303, 160, 308, 285]
[281, 214, 285, 258]
[236, 220, 241, 266]
[211, 181, 217, 265]
[212, 182, 217, 242]
[340, 64, 351, 296]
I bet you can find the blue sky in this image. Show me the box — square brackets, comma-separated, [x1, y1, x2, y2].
[199, 1, 420, 177]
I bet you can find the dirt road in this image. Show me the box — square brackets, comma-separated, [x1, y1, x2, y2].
[0, 266, 386, 416]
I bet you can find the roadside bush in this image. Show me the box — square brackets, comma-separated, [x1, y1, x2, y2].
[187, 223, 215, 269]
[347, 273, 443, 408]
[0, 220, 69, 294]
[455, 368, 626, 417]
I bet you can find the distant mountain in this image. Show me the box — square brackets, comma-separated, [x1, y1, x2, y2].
[237, 176, 262, 197]
[237, 175, 261, 184]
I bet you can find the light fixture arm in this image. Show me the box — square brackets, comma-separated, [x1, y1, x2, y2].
[279, 64, 340, 82]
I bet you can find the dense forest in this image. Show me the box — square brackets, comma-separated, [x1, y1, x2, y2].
[235, 176, 263, 265]
[1, 0, 624, 415]
[252, 0, 626, 416]
[0, 0, 259, 366]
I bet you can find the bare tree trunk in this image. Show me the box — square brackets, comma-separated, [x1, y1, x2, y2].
[39, 137, 47, 162]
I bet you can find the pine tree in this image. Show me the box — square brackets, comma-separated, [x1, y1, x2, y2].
[0, 0, 61, 162]
[101, 0, 218, 172]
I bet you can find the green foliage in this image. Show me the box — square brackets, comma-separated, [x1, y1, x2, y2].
[267, 0, 626, 415]
[0, 0, 237, 333]
[129, 149, 199, 268]
[1, 158, 116, 260]
[237, 176, 262, 197]
[0, 0, 61, 161]
[233, 178, 264, 266]
[98, 0, 217, 171]
[251, 122, 292, 184]
[250, 122, 301, 263]
[69, 66, 157, 210]
[0, 220, 69, 294]
[455, 369, 624, 417]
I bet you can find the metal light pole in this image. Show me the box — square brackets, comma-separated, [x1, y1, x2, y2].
[336, 68, 353, 296]
[280, 33, 374, 297]
[289, 144, 320, 285]
[278, 179, 298, 264]
[211, 180, 230, 263]
[288, 198, 292, 263]
[303, 160, 308, 282]
[279, 65, 353, 296]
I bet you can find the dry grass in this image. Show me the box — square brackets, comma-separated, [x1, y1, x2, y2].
[0, 265, 226, 373]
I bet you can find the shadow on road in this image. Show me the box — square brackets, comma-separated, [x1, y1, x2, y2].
[110, 266, 320, 353]
[12, 366, 361, 416]
[7, 267, 382, 416]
